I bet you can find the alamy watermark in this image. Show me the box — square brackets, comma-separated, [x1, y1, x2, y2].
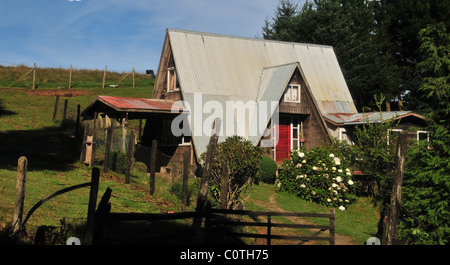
[170, 93, 280, 147]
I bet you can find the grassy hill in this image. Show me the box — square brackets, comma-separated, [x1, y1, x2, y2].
[0, 64, 153, 90]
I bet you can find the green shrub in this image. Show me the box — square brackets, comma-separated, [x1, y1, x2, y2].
[108, 151, 127, 174]
[277, 147, 357, 210]
[259, 156, 277, 184]
[203, 136, 263, 209]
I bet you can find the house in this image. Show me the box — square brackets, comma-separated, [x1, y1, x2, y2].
[82, 29, 426, 169]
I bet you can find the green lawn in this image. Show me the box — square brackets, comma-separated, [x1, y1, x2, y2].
[245, 183, 380, 244]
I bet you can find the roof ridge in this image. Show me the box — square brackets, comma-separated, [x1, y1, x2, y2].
[167, 28, 334, 49]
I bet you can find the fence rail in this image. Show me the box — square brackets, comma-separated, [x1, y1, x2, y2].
[98, 206, 336, 245]
[206, 208, 335, 245]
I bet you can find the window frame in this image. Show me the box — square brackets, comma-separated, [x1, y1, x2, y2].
[284, 84, 301, 103]
[167, 67, 179, 92]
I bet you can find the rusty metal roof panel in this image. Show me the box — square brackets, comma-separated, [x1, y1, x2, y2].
[324, 111, 416, 125]
[98, 96, 185, 112]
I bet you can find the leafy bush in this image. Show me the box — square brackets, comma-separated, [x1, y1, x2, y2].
[259, 156, 278, 184]
[204, 136, 263, 209]
[108, 151, 127, 174]
[277, 147, 357, 210]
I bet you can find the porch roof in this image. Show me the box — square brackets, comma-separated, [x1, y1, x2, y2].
[323, 111, 426, 126]
[81, 96, 187, 120]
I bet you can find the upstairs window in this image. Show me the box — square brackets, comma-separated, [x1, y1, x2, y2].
[167, 67, 179, 92]
[284, 84, 300, 102]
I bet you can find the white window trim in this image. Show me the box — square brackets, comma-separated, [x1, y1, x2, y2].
[387, 129, 402, 145]
[284, 84, 301, 103]
[290, 117, 302, 151]
[417, 130, 430, 142]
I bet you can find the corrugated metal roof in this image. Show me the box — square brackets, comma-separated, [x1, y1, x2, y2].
[323, 111, 421, 125]
[168, 29, 357, 114]
[81, 96, 186, 119]
[98, 96, 185, 112]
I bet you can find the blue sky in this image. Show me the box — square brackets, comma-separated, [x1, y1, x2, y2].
[0, 0, 304, 73]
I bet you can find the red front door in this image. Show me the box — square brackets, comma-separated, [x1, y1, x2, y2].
[275, 123, 290, 162]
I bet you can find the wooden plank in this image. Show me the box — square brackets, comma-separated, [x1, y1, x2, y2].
[181, 151, 189, 211]
[210, 220, 331, 230]
[149, 140, 157, 195]
[107, 211, 199, 221]
[125, 129, 135, 184]
[103, 125, 114, 172]
[193, 119, 221, 233]
[220, 161, 229, 209]
[230, 232, 331, 242]
[209, 208, 332, 218]
[12, 156, 27, 233]
[329, 208, 335, 245]
[85, 167, 100, 245]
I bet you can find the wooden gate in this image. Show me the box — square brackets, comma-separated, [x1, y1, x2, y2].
[205, 208, 335, 245]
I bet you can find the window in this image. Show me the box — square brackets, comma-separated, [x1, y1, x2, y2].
[338, 127, 351, 143]
[387, 129, 402, 145]
[387, 129, 430, 145]
[284, 84, 301, 103]
[417, 131, 429, 142]
[167, 67, 179, 92]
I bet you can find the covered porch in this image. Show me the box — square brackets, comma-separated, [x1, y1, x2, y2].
[81, 95, 193, 171]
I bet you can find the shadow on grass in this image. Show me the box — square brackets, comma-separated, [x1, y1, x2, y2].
[0, 99, 16, 117]
[96, 219, 246, 245]
[0, 123, 82, 171]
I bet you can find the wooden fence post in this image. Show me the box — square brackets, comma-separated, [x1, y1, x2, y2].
[125, 129, 135, 184]
[267, 215, 272, 245]
[62, 99, 68, 129]
[68, 64, 72, 89]
[85, 167, 100, 245]
[386, 131, 408, 245]
[52, 96, 59, 121]
[329, 208, 336, 245]
[220, 161, 229, 210]
[132, 67, 135, 88]
[193, 119, 221, 235]
[90, 113, 98, 167]
[182, 151, 190, 211]
[32, 63, 36, 89]
[102, 65, 107, 89]
[80, 121, 90, 163]
[149, 139, 157, 195]
[103, 125, 114, 173]
[122, 117, 127, 152]
[75, 104, 80, 138]
[12, 156, 27, 234]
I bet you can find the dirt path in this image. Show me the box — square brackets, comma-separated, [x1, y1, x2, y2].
[250, 193, 356, 245]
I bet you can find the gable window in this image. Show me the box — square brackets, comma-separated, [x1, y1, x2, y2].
[167, 67, 179, 92]
[284, 84, 300, 102]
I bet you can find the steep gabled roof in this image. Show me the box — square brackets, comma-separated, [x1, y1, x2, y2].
[168, 29, 357, 115]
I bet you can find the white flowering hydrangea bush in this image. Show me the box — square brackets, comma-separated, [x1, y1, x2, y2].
[277, 147, 357, 210]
